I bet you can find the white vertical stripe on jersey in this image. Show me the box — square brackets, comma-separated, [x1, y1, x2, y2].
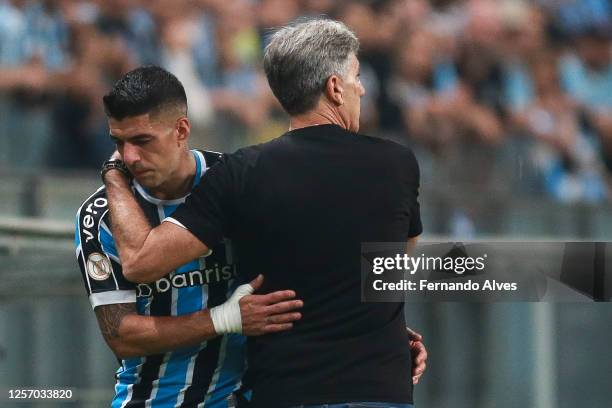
[200, 335, 229, 407]
[145, 275, 178, 407]
[174, 284, 209, 408]
[200, 280, 235, 407]
[171, 284, 178, 316]
[145, 353, 172, 408]
[119, 358, 145, 408]
[173, 343, 201, 408]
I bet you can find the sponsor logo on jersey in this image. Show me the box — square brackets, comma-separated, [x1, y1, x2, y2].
[136, 262, 238, 298]
[81, 197, 108, 243]
[87, 252, 113, 281]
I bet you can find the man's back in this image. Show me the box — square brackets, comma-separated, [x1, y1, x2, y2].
[171, 124, 422, 406]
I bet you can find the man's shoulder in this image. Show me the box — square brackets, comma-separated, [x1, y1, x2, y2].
[224, 130, 418, 166]
[222, 144, 264, 168]
[358, 131, 412, 150]
[195, 149, 224, 168]
[194, 148, 262, 170]
[357, 133, 419, 165]
[77, 186, 108, 223]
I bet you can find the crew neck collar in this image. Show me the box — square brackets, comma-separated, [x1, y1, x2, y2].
[287, 124, 352, 135]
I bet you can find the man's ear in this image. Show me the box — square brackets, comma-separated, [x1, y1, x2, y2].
[176, 116, 191, 145]
[324, 75, 344, 106]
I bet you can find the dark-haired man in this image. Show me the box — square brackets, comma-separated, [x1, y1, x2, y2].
[101, 19, 426, 408]
[75, 66, 303, 407]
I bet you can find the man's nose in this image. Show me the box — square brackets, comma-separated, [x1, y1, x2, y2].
[122, 143, 140, 166]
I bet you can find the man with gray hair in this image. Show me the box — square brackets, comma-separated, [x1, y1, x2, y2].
[102, 19, 424, 407]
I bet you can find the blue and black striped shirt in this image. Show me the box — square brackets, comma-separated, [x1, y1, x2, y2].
[75, 150, 245, 408]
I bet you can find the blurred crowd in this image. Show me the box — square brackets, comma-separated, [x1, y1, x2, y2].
[1, 0, 611, 205]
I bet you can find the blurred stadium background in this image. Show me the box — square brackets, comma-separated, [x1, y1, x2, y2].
[1, 0, 611, 407]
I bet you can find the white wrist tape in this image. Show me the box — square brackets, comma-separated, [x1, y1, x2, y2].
[210, 282, 255, 334]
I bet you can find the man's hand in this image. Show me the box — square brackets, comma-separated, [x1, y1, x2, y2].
[102, 150, 131, 186]
[240, 275, 303, 335]
[209, 275, 303, 336]
[407, 327, 427, 384]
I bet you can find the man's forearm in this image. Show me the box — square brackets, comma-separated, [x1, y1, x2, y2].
[104, 171, 156, 279]
[118, 311, 218, 357]
[104, 169, 209, 283]
[96, 281, 303, 359]
[96, 303, 217, 358]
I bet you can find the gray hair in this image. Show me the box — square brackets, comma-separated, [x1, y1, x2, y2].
[263, 18, 360, 115]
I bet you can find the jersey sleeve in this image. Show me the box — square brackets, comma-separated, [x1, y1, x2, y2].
[75, 189, 137, 309]
[167, 148, 255, 248]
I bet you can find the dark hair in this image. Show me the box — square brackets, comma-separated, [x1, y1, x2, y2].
[103, 66, 187, 120]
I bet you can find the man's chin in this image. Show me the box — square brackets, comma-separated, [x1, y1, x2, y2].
[134, 174, 159, 189]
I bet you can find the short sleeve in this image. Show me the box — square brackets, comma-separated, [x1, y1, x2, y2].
[75, 191, 136, 309]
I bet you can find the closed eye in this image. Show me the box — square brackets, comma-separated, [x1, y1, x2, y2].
[130, 137, 151, 146]
[109, 134, 152, 147]
[110, 135, 123, 147]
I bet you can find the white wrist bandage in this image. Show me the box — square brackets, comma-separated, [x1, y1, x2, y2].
[210, 282, 255, 334]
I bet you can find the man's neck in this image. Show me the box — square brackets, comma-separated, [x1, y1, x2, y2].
[289, 103, 347, 131]
[148, 150, 196, 200]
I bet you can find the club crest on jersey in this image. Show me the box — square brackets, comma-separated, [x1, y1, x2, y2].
[87, 252, 113, 281]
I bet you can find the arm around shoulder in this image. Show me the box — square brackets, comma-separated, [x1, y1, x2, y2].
[103, 169, 210, 283]
[120, 221, 209, 283]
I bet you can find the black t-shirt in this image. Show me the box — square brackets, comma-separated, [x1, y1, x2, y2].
[170, 124, 422, 407]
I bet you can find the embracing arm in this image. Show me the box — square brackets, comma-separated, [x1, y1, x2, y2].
[95, 276, 303, 359]
[95, 302, 216, 358]
[104, 170, 208, 283]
